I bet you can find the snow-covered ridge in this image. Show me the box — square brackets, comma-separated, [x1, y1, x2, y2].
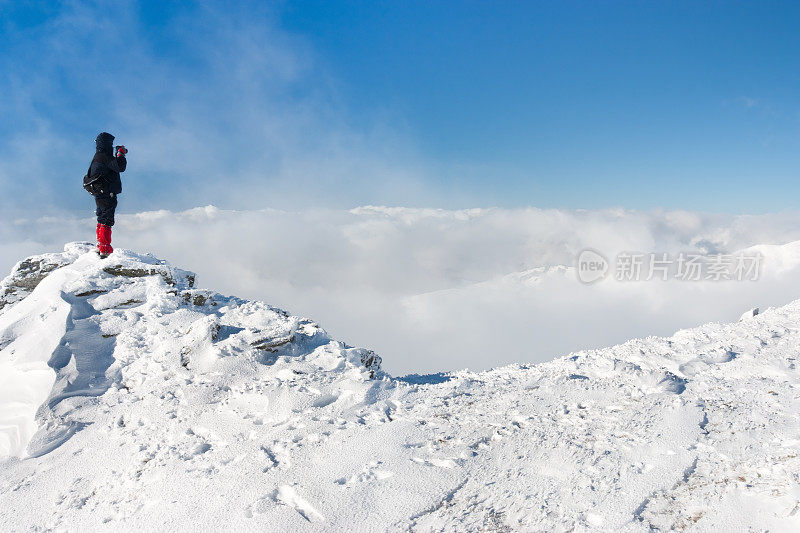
[1, 243, 799, 531]
[0, 243, 381, 460]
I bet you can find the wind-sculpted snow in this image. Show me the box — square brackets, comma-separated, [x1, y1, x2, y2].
[0, 243, 380, 460]
[0, 244, 799, 531]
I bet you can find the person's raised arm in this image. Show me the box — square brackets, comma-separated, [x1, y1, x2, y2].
[111, 145, 128, 172]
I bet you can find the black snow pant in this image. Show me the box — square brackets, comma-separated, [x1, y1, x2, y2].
[95, 193, 118, 227]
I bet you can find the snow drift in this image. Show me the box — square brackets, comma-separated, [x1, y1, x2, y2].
[1, 244, 799, 531]
[0, 243, 380, 459]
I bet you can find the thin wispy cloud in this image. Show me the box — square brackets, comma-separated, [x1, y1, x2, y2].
[0, 2, 431, 215]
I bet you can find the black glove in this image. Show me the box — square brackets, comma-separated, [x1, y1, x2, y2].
[115, 145, 128, 157]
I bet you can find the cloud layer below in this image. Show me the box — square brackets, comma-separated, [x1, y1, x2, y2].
[4, 206, 800, 375]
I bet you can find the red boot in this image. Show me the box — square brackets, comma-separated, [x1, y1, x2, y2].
[97, 223, 114, 258]
[96, 223, 102, 254]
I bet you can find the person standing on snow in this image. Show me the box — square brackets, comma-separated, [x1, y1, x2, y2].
[84, 132, 127, 258]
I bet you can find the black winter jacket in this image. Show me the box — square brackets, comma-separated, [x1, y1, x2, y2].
[89, 151, 127, 195]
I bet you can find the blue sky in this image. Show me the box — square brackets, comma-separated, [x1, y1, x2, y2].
[1, 1, 799, 215]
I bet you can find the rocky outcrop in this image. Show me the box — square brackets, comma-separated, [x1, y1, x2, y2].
[0, 251, 75, 311]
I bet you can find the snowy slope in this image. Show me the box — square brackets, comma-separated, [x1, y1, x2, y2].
[1, 244, 799, 531]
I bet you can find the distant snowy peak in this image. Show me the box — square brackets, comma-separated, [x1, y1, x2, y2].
[742, 239, 800, 277]
[494, 265, 571, 286]
[0, 243, 381, 458]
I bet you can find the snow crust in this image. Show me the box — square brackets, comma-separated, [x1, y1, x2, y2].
[1, 243, 799, 531]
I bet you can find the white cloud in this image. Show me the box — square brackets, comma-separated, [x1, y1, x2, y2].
[4, 206, 800, 375]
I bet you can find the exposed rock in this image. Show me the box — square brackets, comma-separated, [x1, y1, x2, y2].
[739, 307, 759, 321]
[0, 255, 71, 311]
[251, 335, 295, 351]
[358, 349, 382, 371]
[102, 261, 196, 291]
[102, 265, 175, 285]
[181, 290, 215, 307]
[74, 289, 108, 298]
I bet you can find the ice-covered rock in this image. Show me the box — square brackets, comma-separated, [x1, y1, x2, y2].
[0, 243, 83, 311]
[739, 306, 759, 321]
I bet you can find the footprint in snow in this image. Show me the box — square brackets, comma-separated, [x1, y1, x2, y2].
[312, 389, 353, 408]
[335, 461, 394, 486]
[245, 495, 272, 518]
[262, 441, 292, 468]
[313, 392, 340, 408]
[412, 456, 456, 468]
[275, 485, 324, 523]
[177, 438, 212, 461]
